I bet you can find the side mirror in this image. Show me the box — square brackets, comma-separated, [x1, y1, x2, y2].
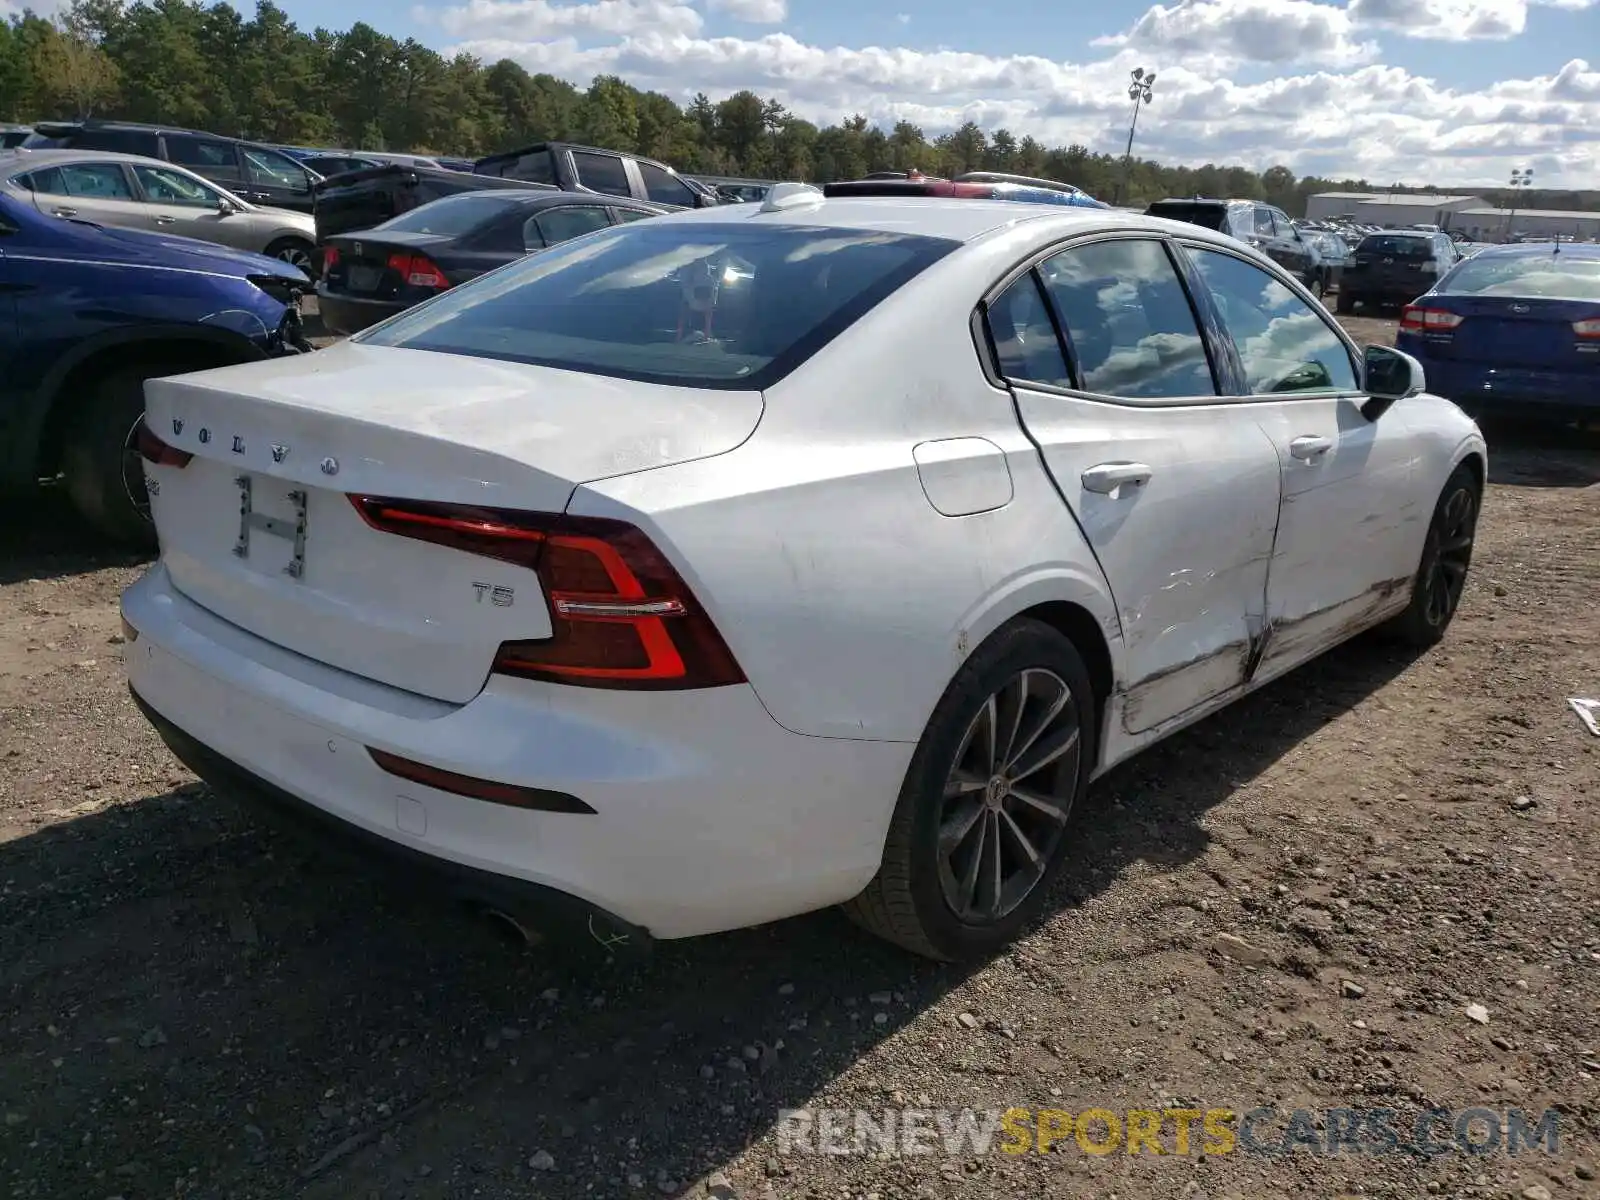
[1361, 344, 1424, 419]
[217, 198, 237, 215]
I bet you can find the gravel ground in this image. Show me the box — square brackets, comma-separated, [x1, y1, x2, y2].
[2, 316, 1598, 1200]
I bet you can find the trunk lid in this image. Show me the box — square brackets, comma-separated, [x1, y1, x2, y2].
[141, 344, 765, 703]
[324, 231, 453, 297]
[1416, 295, 1600, 369]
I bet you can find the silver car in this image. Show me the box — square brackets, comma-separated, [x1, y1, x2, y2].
[0, 148, 319, 274]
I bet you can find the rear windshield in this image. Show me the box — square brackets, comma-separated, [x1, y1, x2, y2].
[357, 223, 958, 389]
[1356, 235, 1432, 258]
[377, 193, 524, 236]
[1440, 253, 1600, 301]
[1145, 202, 1229, 231]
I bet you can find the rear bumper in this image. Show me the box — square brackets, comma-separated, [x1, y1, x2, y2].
[1341, 276, 1435, 305]
[131, 687, 656, 960]
[1402, 345, 1599, 419]
[314, 285, 408, 337]
[121, 563, 910, 940]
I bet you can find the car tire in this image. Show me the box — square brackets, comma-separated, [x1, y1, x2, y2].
[843, 619, 1098, 961]
[1381, 463, 1480, 648]
[265, 236, 318, 278]
[1336, 291, 1357, 315]
[61, 367, 161, 551]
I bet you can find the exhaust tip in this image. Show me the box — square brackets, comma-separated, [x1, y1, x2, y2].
[476, 905, 544, 948]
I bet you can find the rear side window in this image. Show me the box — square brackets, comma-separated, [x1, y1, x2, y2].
[357, 224, 958, 390]
[501, 151, 555, 185]
[638, 162, 695, 207]
[1035, 238, 1215, 400]
[987, 274, 1071, 388]
[242, 146, 311, 193]
[379, 193, 521, 236]
[572, 151, 632, 197]
[1190, 248, 1357, 394]
[167, 136, 241, 183]
[526, 205, 612, 248]
[1253, 207, 1276, 236]
[31, 162, 134, 199]
[1146, 202, 1229, 232]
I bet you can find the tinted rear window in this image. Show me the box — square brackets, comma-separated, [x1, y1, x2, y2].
[377, 193, 524, 236]
[1145, 202, 1230, 232]
[357, 223, 958, 389]
[1440, 253, 1600, 301]
[1356, 235, 1432, 258]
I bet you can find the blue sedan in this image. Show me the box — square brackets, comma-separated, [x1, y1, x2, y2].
[0, 192, 311, 544]
[1395, 241, 1600, 425]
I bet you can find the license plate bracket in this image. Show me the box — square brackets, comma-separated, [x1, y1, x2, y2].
[234, 475, 308, 579]
[347, 264, 383, 292]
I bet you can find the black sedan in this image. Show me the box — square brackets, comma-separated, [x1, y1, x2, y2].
[316, 190, 669, 336]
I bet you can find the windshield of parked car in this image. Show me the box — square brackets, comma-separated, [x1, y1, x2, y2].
[377, 193, 528, 236]
[1357, 234, 1432, 258]
[1440, 252, 1600, 301]
[358, 223, 958, 389]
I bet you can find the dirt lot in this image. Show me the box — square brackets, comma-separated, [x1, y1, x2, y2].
[2, 316, 1598, 1200]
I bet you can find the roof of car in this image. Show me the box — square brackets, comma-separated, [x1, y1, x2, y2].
[0, 147, 178, 171]
[655, 195, 1181, 244]
[1468, 240, 1600, 259]
[420, 189, 665, 210]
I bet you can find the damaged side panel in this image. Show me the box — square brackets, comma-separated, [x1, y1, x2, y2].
[1007, 385, 1286, 743]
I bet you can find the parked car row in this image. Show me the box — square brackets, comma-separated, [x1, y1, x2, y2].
[21, 120, 322, 213]
[1143, 196, 1332, 297]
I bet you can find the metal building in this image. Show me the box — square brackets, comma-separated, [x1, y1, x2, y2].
[1304, 192, 1488, 228]
[1451, 206, 1600, 243]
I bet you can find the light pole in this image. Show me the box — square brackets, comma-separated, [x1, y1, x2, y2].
[1503, 167, 1532, 242]
[1118, 67, 1155, 206]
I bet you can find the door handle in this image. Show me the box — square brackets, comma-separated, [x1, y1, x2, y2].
[52, 206, 78, 217]
[153, 216, 176, 225]
[1082, 462, 1153, 495]
[1289, 435, 1332, 460]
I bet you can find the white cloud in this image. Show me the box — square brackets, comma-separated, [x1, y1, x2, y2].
[895, 12, 911, 23]
[0, 0, 65, 17]
[437, 0, 1600, 188]
[705, 0, 788, 22]
[1345, 0, 1527, 41]
[427, 0, 702, 39]
[1095, 0, 1376, 66]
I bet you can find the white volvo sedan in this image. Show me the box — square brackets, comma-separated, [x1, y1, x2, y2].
[122, 185, 1486, 962]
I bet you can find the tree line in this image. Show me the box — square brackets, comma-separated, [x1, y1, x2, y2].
[3, 0, 1596, 216]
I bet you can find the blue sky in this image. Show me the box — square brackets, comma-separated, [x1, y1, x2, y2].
[105, 0, 1600, 184]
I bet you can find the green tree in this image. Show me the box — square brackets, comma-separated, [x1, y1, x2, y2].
[31, 18, 119, 118]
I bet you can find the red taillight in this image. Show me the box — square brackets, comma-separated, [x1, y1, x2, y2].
[386, 251, 448, 290]
[1400, 305, 1464, 333]
[322, 245, 340, 272]
[347, 497, 745, 690]
[134, 418, 192, 467]
[1574, 317, 1600, 340]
